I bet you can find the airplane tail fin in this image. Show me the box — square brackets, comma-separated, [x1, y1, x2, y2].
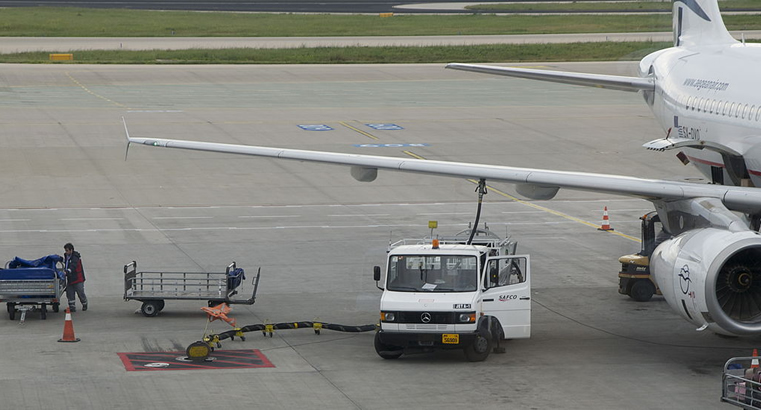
[673, 0, 736, 47]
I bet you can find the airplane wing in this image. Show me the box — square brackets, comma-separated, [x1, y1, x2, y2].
[125, 129, 761, 216]
[445, 63, 654, 92]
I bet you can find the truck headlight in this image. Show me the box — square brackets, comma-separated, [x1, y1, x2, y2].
[381, 311, 396, 322]
[457, 312, 476, 323]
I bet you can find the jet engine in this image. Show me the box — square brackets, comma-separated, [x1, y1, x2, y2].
[650, 228, 761, 336]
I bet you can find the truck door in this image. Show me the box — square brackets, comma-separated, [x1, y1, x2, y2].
[480, 255, 531, 339]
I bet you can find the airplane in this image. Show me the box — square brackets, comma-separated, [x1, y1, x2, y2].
[125, 0, 761, 337]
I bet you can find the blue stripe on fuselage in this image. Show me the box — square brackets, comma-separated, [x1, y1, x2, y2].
[676, 0, 711, 22]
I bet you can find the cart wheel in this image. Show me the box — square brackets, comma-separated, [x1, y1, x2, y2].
[156, 300, 166, 311]
[140, 301, 161, 317]
[6, 302, 13, 314]
[41, 304, 47, 320]
[241, 336, 246, 342]
[8, 305, 15, 321]
[52, 303, 59, 313]
[630, 279, 656, 302]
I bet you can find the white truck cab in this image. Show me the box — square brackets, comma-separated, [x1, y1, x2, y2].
[373, 228, 531, 361]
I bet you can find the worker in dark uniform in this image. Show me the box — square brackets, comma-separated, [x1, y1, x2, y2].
[62, 243, 87, 312]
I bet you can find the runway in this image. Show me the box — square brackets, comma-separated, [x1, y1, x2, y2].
[0, 62, 752, 409]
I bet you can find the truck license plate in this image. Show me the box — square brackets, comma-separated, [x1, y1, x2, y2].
[442, 334, 459, 344]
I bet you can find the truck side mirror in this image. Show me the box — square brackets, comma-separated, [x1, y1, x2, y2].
[373, 266, 383, 291]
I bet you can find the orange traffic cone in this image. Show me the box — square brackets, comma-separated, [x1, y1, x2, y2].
[752, 349, 759, 368]
[58, 307, 80, 343]
[598, 206, 614, 231]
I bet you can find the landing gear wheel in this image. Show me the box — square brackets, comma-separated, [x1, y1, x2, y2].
[630, 279, 655, 302]
[140, 301, 161, 317]
[374, 332, 403, 360]
[464, 327, 492, 362]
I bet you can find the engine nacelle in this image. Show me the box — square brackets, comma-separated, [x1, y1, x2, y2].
[651, 228, 761, 336]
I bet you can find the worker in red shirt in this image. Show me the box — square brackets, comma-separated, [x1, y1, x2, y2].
[63, 243, 87, 312]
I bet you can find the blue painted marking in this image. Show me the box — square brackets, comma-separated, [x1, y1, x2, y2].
[353, 143, 430, 148]
[365, 123, 403, 131]
[298, 124, 334, 131]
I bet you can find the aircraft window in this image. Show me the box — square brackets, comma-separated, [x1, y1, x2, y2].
[708, 100, 714, 114]
[751, 106, 756, 121]
[743, 104, 750, 119]
[686, 96, 693, 110]
[697, 98, 704, 112]
[722, 101, 728, 116]
[730, 102, 736, 117]
[757, 106, 761, 121]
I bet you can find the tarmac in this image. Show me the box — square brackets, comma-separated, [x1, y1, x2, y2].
[0, 61, 755, 409]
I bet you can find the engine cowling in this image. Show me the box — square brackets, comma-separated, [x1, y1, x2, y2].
[651, 228, 761, 336]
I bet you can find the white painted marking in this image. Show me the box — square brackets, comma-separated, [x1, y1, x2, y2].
[329, 214, 390, 217]
[238, 215, 300, 218]
[61, 218, 124, 221]
[153, 216, 213, 220]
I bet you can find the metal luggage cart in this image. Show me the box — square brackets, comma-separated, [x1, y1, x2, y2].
[123, 261, 260, 317]
[722, 356, 761, 409]
[0, 267, 65, 323]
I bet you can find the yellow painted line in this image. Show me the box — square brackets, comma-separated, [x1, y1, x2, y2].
[66, 72, 128, 108]
[402, 151, 640, 243]
[402, 150, 425, 160]
[339, 121, 379, 140]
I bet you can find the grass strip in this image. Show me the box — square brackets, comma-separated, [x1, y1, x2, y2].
[467, 0, 761, 12]
[0, 42, 671, 64]
[0, 7, 717, 37]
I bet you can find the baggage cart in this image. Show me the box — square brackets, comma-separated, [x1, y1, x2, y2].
[1, 255, 66, 323]
[123, 261, 260, 317]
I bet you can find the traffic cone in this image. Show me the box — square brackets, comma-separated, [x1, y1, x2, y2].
[598, 206, 614, 231]
[58, 307, 80, 343]
[752, 349, 759, 368]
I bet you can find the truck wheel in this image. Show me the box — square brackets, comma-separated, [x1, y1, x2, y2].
[374, 333, 403, 360]
[630, 280, 655, 302]
[141, 301, 161, 317]
[464, 328, 492, 362]
[157, 300, 166, 311]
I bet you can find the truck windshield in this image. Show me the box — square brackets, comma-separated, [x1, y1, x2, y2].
[387, 254, 478, 292]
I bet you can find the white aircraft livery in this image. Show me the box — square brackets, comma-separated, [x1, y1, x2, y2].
[126, 0, 761, 337]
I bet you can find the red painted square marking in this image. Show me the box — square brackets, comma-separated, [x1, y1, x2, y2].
[118, 349, 274, 371]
